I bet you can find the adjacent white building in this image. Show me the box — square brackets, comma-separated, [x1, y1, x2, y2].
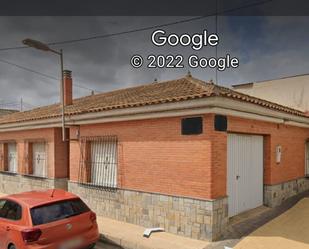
[233, 74, 309, 112]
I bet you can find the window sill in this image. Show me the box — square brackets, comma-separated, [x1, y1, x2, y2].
[77, 182, 118, 190]
[22, 174, 48, 180]
[0, 171, 18, 176]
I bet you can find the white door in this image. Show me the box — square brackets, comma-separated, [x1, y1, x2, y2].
[32, 142, 47, 177]
[227, 134, 263, 217]
[8, 143, 17, 173]
[91, 141, 117, 187]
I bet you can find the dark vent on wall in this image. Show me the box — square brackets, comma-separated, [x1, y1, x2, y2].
[181, 117, 203, 135]
[214, 115, 227, 131]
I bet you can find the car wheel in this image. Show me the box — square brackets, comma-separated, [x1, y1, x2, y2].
[9, 245, 16, 249]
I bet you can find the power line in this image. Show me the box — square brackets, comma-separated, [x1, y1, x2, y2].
[0, 58, 58, 80]
[0, 0, 273, 51]
[0, 98, 38, 109]
[0, 102, 20, 106]
[0, 101, 37, 111]
[0, 45, 26, 52]
[0, 0, 273, 102]
[22, 102, 37, 108]
[215, 0, 218, 85]
[0, 58, 99, 92]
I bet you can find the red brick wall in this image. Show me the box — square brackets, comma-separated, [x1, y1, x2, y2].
[0, 127, 68, 178]
[69, 114, 309, 200]
[209, 123, 227, 199]
[70, 115, 214, 199]
[227, 116, 309, 185]
[54, 128, 69, 178]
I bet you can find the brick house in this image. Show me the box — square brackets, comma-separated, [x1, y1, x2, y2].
[0, 71, 309, 241]
[0, 108, 18, 117]
[0, 74, 71, 193]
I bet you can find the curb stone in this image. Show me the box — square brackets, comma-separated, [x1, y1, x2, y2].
[100, 234, 156, 249]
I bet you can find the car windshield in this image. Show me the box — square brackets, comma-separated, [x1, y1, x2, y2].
[31, 198, 90, 225]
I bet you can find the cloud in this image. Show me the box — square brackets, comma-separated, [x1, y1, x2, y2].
[217, 16, 309, 85]
[0, 16, 307, 109]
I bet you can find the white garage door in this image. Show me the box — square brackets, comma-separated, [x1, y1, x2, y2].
[227, 133, 264, 217]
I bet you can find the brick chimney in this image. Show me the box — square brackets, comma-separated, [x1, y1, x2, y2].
[63, 70, 73, 106]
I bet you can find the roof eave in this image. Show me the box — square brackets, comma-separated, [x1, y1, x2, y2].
[67, 96, 309, 127]
[0, 96, 308, 132]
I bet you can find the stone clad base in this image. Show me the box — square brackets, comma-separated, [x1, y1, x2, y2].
[0, 172, 68, 194]
[264, 177, 309, 207]
[68, 181, 228, 241]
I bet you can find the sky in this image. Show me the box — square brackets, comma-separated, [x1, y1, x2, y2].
[0, 15, 308, 109]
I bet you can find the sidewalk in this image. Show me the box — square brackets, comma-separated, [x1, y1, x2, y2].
[97, 216, 209, 249]
[233, 197, 309, 249]
[0, 192, 208, 249]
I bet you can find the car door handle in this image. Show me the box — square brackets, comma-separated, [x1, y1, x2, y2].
[6, 226, 10, 231]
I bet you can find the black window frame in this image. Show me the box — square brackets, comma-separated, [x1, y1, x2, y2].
[181, 116, 203, 135]
[0, 199, 22, 221]
[214, 114, 227, 132]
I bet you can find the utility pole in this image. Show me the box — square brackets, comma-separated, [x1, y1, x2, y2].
[22, 38, 66, 142]
[20, 98, 23, 111]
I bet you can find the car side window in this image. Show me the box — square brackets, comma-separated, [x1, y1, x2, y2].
[0, 199, 22, 221]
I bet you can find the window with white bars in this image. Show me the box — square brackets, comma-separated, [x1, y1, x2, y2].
[32, 142, 47, 177]
[79, 136, 118, 188]
[8, 143, 17, 173]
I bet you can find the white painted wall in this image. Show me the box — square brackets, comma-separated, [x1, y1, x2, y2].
[233, 74, 309, 112]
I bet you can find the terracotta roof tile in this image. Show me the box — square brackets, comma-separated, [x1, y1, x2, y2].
[0, 76, 307, 125]
[0, 109, 19, 117]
